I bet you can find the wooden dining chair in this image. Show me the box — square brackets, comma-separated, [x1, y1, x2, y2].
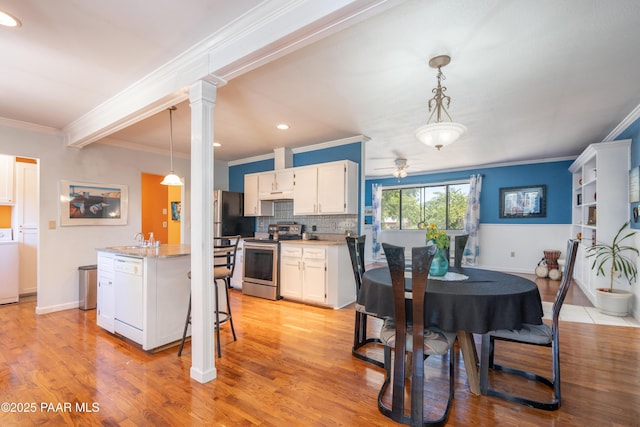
[453, 234, 469, 268]
[346, 235, 384, 368]
[178, 235, 240, 358]
[479, 239, 579, 410]
[378, 243, 456, 426]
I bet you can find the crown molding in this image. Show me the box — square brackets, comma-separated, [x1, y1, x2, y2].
[0, 116, 62, 135]
[602, 102, 640, 142]
[64, 0, 398, 149]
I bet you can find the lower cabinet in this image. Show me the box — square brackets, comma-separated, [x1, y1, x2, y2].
[97, 252, 115, 332]
[280, 243, 355, 308]
[97, 251, 190, 351]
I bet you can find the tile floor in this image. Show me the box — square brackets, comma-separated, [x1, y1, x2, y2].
[542, 301, 640, 327]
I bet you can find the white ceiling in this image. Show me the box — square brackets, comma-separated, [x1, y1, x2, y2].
[2, 0, 640, 177]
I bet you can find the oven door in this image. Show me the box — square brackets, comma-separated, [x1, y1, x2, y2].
[242, 242, 280, 300]
[243, 243, 277, 286]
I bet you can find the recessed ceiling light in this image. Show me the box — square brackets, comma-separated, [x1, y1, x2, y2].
[213, 142, 222, 147]
[0, 10, 21, 28]
[276, 123, 290, 130]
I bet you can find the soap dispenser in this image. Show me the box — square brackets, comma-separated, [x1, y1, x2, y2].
[148, 232, 155, 247]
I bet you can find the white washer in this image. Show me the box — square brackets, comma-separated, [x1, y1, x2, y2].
[0, 228, 19, 304]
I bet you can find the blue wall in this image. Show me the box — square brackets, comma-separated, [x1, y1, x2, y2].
[365, 160, 573, 224]
[229, 141, 363, 193]
[616, 116, 640, 229]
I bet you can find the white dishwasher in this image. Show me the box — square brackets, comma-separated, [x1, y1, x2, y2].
[113, 256, 144, 344]
[0, 236, 19, 305]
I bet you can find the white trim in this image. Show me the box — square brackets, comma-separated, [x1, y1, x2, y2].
[0, 117, 62, 135]
[382, 178, 469, 190]
[99, 137, 191, 159]
[228, 153, 274, 167]
[291, 135, 370, 153]
[63, 1, 393, 148]
[228, 134, 369, 166]
[602, 103, 640, 142]
[35, 301, 79, 314]
[366, 155, 578, 179]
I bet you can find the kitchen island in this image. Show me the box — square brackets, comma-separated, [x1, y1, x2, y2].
[96, 244, 190, 351]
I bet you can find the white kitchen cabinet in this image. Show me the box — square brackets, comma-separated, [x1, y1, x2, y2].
[280, 246, 303, 299]
[244, 173, 274, 216]
[293, 160, 358, 215]
[0, 154, 15, 205]
[96, 249, 191, 351]
[97, 252, 115, 332]
[569, 140, 630, 304]
[279, 242, 356, 308]
[292, 166, 318, 214]
[258, 169, 294, 200]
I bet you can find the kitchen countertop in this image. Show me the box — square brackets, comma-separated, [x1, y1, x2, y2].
[279, 239, 346, 246]
[97, 244, 191, 258]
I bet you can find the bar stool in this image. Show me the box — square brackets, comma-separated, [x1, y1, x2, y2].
[178, 236, 240, 358]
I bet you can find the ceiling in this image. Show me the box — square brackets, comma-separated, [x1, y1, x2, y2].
[2, 0, 640, 177]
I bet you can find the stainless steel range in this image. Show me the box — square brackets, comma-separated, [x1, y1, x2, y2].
[242, 223, 302, 300]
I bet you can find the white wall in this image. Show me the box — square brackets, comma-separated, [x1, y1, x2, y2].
[213, 159, 229, 190]
[0, 124, 191, 313]
[366, 223, 572, 274]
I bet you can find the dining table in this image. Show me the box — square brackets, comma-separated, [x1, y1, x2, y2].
[358, 266, 544, 395]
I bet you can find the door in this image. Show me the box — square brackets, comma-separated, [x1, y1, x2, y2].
[244, 174, 259, 216]
[293, 167, 318, 215]
[317, 162, 345, 214]
[141, 172, 169, 244]
[280, 246, 303, 299]
[15, 161, 38, 295]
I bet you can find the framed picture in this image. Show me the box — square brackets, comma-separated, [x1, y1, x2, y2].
[499, 185, 546, 218]
[60, 180, 128, 226]
[171, 201, 181, 221]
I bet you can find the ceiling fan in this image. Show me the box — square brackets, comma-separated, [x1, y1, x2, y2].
[374, 158, 409, 178]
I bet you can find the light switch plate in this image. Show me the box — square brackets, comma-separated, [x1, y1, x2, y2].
[48, 220, 56, 229]
[162, 208, 167, 215]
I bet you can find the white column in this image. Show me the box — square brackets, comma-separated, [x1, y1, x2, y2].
[188, 80, 217, 383]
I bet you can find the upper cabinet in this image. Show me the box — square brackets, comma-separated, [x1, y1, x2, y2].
[258, 169, 294, 200]
[244, 173, 274, 217]
[243, 159, 359, 217]
[569, 140, 630, 300]
[0, 154, 15, 205]
[293, 160, 358, 215]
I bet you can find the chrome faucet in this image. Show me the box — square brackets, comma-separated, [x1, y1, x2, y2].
[134, 232, 144, 246]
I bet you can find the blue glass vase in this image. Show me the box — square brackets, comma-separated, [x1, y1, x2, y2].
[427, 242, 449, 277]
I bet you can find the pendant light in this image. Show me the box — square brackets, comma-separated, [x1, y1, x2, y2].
[161, 106, 183, 186]
[414, 55, 467, 150]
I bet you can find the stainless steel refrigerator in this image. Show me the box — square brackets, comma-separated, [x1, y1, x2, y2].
[213, 190, 255, 237]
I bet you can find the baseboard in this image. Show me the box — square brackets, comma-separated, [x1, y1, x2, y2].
[35, 300, 80, 314]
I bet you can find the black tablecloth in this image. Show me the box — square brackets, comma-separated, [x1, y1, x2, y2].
[358, 267, 544, 334]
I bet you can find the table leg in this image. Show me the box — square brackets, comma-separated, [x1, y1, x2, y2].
[457, 331, 480, 395]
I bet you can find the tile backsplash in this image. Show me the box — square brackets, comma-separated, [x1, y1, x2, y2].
[255, 200, 357, 236]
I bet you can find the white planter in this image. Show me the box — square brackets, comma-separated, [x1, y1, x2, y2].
[595, 289, 633, 317]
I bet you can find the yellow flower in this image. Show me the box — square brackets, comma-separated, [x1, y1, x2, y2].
[425, 223, 449, 250]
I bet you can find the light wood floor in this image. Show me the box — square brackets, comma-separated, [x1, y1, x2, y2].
[1, 277, 638, 426]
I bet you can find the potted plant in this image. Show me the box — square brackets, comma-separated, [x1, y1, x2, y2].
[586, 221, 638, 316]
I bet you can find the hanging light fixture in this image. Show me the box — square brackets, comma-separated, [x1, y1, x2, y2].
[415, 55, 466, 150]
[392, 158, 408, 178]
[161, 106, 183, 186]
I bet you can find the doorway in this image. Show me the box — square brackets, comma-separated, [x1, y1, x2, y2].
[141, 173, 182, 244]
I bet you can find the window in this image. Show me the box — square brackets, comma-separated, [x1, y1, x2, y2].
[381, 182, 469, 231]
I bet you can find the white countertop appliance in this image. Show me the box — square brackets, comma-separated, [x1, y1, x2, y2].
[0, 228, 19, 304]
